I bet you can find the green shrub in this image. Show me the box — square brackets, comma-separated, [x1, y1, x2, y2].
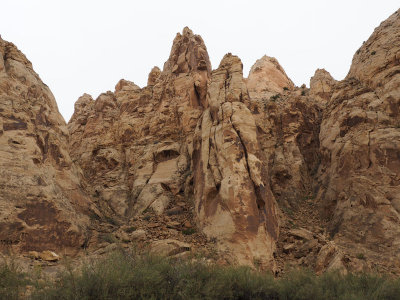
[0, 259, 29, 300]
[182, 228, 196, 235]
[98, 233, 116, 244]
[0, 250, 399, 299]
[270, 94, 280, 101]
[356, 253, 365, 260]
[124, 226, 137, 233]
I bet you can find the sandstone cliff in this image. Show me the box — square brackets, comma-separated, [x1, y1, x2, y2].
[316, 9, 400, 273]
[1, 9, 399, 275]
[0, 37, 93, 254]
[192, 54, 279, 269]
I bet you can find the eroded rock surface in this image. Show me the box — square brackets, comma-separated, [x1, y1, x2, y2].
[68, 27, 211, 219]
[0, 37, 92, 255]
[316, 9, 400, 272]
[1, 10, 399, 274]
[192, 54, 279, 269]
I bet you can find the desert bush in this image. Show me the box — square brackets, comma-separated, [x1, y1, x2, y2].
[0, 259, 29, 300]
[0, 250, 398, 299]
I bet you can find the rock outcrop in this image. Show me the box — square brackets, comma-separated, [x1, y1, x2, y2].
[316, 9, 400, 272]
[309, 69, 336, 102]
[192, 54, 279, 269]
[246, 55, 294, 99]
[0, 37, 92, 254]
[1, 9, 399, 275]
[68, 27, 211, 219]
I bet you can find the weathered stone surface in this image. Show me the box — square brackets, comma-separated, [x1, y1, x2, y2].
[68, 27, 211, 219]
[192, 54, 279, 269]
[315, 242, 345, 274]
[316, 9, 400, 272]
[39, 250, 60, 262]
[288, 228, 314, 241]
[149, 239, 191, 257]
[309, 68, 336, 102]
[246, 65, 322, 208]
[2, 10, 399, 275]
[130, 229, 146, 240]
[246, 55, 294, 99]
[0, 37, 92, 255]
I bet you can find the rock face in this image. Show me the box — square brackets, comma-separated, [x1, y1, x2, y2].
[68, 26, 211, 219]
[309, 69, 336, 102]
[0, 37, 92, 254]
[242, 55, 323, 210]
[192, 54, 279, 268]
[316, 9, 400, 271]
[1, 10, 399, 274]
[246, 55, 294, 99]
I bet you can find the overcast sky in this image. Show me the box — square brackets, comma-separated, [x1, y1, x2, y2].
[1, 1, 398, 122]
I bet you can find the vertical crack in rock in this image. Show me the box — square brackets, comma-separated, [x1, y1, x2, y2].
[192, 53, 279, 269]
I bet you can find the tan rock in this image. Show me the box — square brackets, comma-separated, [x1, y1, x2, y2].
[0, 38, 92, 255]
[27, 251, 40, 260]
[149, 239, 191, 257]
[289, 228, 314, 241]
[246, 58, 322, 209]
[68, 27, 211, 219]
[192, 53, 279, 269]
[309, 68, 336, 102]
[247, 55, 294, 100]
[147, 66, 161, 86]
[39, 250, 60, 262]
[316, 9, 400, 273]
[315, 242, 345, 274]
[115, 79, 140, 93]
[130, 229, 146, 240]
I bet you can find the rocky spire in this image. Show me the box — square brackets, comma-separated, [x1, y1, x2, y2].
[192, 53, 279, 269]
[163, 26, 211, 75]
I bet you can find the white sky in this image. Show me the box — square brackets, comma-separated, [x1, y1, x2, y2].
[1, 1, 398, 122]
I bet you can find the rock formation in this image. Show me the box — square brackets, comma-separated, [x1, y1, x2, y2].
[316, 9, 400, 272]
[0, 37, 93, 255]
[192, 54, 279, 268]
[1, 9, 399, 274]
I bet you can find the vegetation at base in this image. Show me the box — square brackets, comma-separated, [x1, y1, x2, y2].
[124, 226, 137, 233]
[0, 259, 29, 299]
[2, 251, 400, 300]
[182, 228, 196, 235]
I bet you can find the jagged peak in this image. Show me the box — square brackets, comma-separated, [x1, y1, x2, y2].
[309, 68, 337, 101]
[114, 78, 140, 93]
[147, 66, 161, 86]
[218, 53, 243, 70]
[163, 27, 211, 75]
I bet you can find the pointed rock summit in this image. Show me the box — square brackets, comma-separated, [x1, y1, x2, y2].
[163, 26, 211, 75]
[309, 68, 336, 101]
